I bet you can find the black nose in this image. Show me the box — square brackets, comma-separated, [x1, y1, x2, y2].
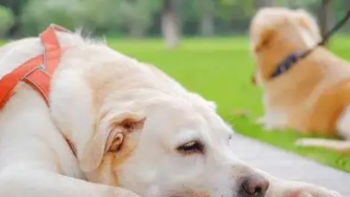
[240, 174, 269, 197]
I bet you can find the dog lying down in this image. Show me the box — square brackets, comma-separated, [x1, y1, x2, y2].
[250, 7, 350, 153]
[0, 25, 342, 197]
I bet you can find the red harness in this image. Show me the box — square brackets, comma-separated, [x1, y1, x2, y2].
[0, 24, 69, 109]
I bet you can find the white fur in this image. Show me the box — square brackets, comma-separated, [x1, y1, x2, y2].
[299, 28, 316, 48]
[256, 95, 288, 131]
[0, 30, 342, 197]
[337, 106, 350, 139]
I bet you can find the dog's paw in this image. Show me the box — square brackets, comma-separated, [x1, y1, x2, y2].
[270, 179, 342, 197]
[294, 138, 328, 148]
[255, 116, 279, 131]
[294, 138, 310, 147]
[282, 185, 342, 197]
[255, 116, 289, 133]
[284, 189, 342, 197]
[255, 116, 265, 125]
[255, 117, 272, 131]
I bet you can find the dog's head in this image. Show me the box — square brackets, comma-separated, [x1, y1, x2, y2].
[50, 46, 269, 197]
[83, 96, 268, 197]
[249, 7, 321, 86]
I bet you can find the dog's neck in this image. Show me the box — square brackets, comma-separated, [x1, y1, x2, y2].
[255, 35, 312, 82]
[269, 50, 311, 79]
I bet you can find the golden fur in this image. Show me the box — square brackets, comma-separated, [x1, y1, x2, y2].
[250, 7, 350, 152]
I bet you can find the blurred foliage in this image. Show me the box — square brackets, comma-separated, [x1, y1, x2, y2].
[19, 0, 161, 37]
[0, 0, 349, 38]
[20, 0, 86, 35]
[0, 5, 14, 37]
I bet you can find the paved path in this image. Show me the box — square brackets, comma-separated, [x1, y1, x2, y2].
[231, 134, 349, 196]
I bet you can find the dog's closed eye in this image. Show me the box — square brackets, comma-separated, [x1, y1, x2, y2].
[177, 141, 204, 155]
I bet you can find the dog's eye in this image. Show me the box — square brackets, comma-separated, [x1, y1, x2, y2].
[177, 141, 204, 154]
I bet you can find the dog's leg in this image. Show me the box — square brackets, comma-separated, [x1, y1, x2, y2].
[337, 106, 350, 140]
[255, 115, 287, 131]
[294, 105, 350, 153]
[0, 168, 141, 197]
[254, 168, 342, 197]
[295, 138, 350, 153]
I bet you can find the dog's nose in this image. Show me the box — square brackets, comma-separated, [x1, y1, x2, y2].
[240, 174, 269, 197]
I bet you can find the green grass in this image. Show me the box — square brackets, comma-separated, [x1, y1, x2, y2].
[106, 36, 350, 173]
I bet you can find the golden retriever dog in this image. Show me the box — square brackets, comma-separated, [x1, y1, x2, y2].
[250, 7, 350, 153]
[0, 25, 342, 197]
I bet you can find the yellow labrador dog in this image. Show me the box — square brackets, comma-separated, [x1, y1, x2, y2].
[0, 25, 342, 197]
[250, 7, 350, 152]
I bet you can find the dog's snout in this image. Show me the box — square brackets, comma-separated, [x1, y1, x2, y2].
[240, 174, 269, 197]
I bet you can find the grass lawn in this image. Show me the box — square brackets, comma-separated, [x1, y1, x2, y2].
[107, 36, 350, 173]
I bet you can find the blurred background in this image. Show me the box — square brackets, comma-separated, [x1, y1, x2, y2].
[0, 0, 349, 172]
[0, 0, 349, 47]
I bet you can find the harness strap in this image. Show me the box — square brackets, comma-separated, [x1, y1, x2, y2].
[40, 25, 65, 74]
[0, 56, 44, 108]
[0, 24, 69, 109]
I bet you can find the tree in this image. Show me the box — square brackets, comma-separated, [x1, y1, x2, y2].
[73, 0, 160, 37]
[0, 5, 14, 38]
[20, 0, 160, 37]
[199, 0, 215, 36]
[256, 0, 275, 8]
[217, 0, 256, 34]
[113, 0, 160, 37]
[319, 0, 332, 45]
[0, 0, 27, 37]
[179, 0, 216, 36]
[161, 0, 181, 49]
[20, 0, 87, 36]
[286, 0, 298, 8]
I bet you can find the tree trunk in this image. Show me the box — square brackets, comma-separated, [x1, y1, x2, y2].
[256, 0, 275, 8]
[128, 25, 145, 38]
[199, 0, 215, 36]
[200, 15, 214, 36]
[344, 0, 350, 32]
[161, 0, 180, 49]
[319, 0, 332, 46]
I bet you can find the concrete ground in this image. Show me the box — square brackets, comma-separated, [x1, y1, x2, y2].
[231, 134, 349, 196]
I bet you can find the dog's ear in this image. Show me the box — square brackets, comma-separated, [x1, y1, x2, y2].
[250, 8, 278, 53]
[254, 28, 276, 52]
[79, 112, 145, 172]
[49, 72, 145, 172]
[295, 9, 321, 41]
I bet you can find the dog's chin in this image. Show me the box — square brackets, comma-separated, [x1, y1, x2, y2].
[170, 191, 209, 197]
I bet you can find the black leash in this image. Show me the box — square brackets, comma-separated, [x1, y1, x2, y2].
[318, 8, 350, 46]
[270, 4, 350, 79]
